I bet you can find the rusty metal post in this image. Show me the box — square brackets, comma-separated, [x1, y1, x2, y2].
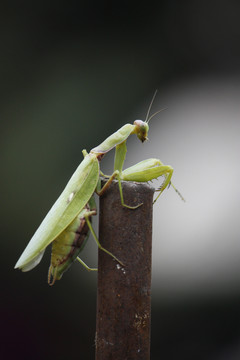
[95, 179, 154, 360]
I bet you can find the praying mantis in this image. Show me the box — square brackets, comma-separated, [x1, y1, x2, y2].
[15, 92, 183, 285]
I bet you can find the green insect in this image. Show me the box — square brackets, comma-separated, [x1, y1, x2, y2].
[15, 92, 183, 284]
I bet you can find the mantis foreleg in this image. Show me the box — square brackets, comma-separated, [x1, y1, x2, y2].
[101, 148, 177, 205]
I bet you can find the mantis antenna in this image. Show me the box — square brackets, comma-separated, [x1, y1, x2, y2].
[145, 89, 167, 123]
[145, 89, 158, 122]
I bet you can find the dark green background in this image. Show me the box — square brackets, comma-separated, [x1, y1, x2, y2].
[2, 1, 240, 359]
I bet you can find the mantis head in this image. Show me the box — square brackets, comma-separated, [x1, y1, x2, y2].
[133, 120, 149, 142]
[132, 89, 164, 143]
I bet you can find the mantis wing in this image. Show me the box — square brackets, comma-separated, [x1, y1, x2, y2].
[15, 153, 99, 271]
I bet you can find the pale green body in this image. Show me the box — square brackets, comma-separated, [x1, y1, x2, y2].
[15, 152, 99, 272]
[15, 116, 181, 283]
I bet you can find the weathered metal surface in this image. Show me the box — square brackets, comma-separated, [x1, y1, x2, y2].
[96, 179, 154, 360]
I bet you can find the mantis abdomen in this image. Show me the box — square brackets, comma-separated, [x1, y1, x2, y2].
[48, 204, 92, 285]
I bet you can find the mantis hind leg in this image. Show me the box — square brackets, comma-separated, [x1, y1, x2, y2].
[76, 257, 97, 271]
[76, 207, 98, 270]
[84, 212, 124, 266]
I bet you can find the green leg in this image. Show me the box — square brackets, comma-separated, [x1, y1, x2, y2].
[97, 170, 142, 209]
[117, 176, 143, 209]
[170, 182, 186, 202]
[97, 170, 119, 196]
[114, 141, 142, 209]
[153, 166, 173, 204]
[85, 214, 124, 266]
[76, 257, 97, 271]
[100, 170, 109, 177]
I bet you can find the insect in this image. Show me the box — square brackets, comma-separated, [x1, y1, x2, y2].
[15, 91, 183, 284]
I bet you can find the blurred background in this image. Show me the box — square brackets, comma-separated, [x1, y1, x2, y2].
[1, 1, 240, 359]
